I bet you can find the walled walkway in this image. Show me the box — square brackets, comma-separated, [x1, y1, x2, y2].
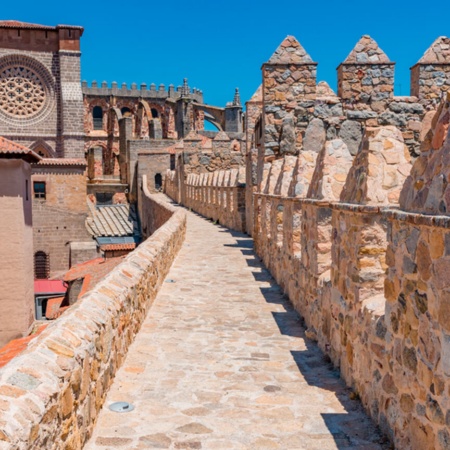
[85, 203, 388, 450]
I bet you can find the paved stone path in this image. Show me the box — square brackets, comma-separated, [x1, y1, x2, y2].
[85, 206, 388, 450]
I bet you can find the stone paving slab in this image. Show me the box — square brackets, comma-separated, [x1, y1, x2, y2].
[85, 206, 389, 450]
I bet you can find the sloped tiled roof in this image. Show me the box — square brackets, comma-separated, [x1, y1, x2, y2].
[0, 136, 41, 162]
[36, 158, 86, 166]
[86, 202, 140, 238]
[0, 20, 54, 29]
[0, 21, 83, 31]
[342, 35, 391, 64]
[64, 256, 124, 282]
[100, 243, 136, 252]
[267, 35, 314, 64]
[0, 325, 48, 369]
[417, 36, 450, 64]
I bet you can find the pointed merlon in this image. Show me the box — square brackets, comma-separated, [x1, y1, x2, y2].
[248, 84, 262, 102]
[316, 81, 337, 97]
[213, 131, 231, 141]
[417, 36, 450, 64]
[267, 35, 314, 64]
[183, 130, 201, 141]
[342, 35, 391, 64]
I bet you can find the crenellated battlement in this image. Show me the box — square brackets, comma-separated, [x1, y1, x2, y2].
[81, 79, 204, 103]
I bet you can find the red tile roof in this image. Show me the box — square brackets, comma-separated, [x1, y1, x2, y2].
[63, 257, 124, 298]
[36, 158, 86, 166]
[34, 279, 67, 294]
[0, 325, 48, 368]
[45, 296, 65, 320]
[0, 21, 83, 31]
[0, 136, 41, 163]
[100, 243, 136, 252]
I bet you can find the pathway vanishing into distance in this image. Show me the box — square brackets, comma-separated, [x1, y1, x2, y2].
[85, 203, 389, 450]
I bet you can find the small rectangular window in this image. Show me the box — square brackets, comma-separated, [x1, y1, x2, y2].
[25, 179, 28, 201]
[34, 181, 46, 199]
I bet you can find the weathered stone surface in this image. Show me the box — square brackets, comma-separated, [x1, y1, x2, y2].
[279, 114, 296, 155]
[339, 120, 363, 156]
[340, 126, 411, 205]
[303, 118, 325, 153]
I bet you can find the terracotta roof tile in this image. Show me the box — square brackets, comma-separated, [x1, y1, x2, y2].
[45, 296, 65, 320]
[63, 256, 125, 298]
[100, 243, 136, 251]
[0, 325, 48, 368]
[36, 158, 86, 166]
[0, 20, 54, 29]
[0, 21, 83, 31]
[0, 136, 41, 162]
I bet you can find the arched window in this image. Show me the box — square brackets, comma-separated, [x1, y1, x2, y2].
[154, 173, 162, 190]
[151, 108, 159, 118]
[34, 251, 49, 279]
[121, 107, 132, 118]
[92, 106, 103, 130]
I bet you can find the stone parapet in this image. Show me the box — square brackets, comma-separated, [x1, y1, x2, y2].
[0, 189, 186, 449]
[182, 169, 246, 232]
[250, 116, 450, 448]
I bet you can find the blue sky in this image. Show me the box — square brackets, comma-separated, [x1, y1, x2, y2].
[2, 0, 449, 107]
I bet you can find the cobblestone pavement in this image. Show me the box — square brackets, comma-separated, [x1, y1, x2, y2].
[85, 207, 389, 450]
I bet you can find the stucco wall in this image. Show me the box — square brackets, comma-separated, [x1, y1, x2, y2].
[0, 159, 34, 347]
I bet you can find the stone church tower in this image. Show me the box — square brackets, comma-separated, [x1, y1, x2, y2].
[0, 21, 84, 158]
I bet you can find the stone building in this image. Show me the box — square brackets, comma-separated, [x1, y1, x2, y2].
[0, 19, 244, 281]
[0, 21, 84, 158]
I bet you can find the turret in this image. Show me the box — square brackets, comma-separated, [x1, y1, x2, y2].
[225, 88, 243, 133]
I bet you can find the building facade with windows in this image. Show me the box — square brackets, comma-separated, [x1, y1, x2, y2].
[0, 21, 85, 158]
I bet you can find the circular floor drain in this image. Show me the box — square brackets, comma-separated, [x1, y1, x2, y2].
[165, 279, 176, 283]
[109, 402, 135, 413]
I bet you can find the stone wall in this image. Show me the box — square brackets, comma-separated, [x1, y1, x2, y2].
[250, 91, 450, 448]
[178, 168, 246, 232]
[162, 130, 247, 230]
[0, 189, 186, 450]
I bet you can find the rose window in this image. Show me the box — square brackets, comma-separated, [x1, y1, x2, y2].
[0, 66, 46, 118]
